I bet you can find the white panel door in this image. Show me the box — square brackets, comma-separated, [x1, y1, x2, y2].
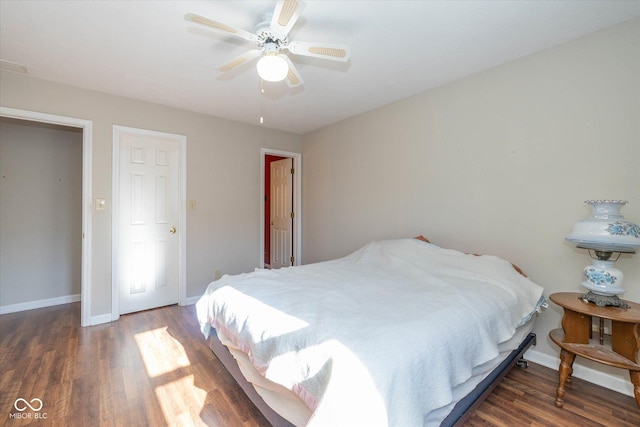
[118, 132, 180, 314]
[270, 158, 293, 269]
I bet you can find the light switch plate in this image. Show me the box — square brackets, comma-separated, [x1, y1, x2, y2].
[96, 198, 106, 211]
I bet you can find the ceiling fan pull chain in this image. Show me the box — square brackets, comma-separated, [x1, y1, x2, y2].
[259, 79, 265, 124]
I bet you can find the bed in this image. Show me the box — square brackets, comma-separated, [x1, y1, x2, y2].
[196, 238, 546, 426]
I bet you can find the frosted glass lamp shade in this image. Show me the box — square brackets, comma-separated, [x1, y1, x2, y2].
[566, 200, 640, 252]
[257, 54, 288, 82]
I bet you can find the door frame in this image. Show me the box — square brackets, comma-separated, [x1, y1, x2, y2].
[0, 106, 93, 326]
[260, 148, 301, 267]
[111, 125, 187, 320]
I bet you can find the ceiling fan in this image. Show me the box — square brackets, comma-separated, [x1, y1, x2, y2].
[185, 0, 350, 88]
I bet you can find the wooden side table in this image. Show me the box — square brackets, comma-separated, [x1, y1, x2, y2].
[549, 292, 640, 409]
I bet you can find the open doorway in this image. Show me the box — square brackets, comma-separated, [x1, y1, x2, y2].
[264, 154, 288, 268]
[260, 148, 302, 268]
[0, 106, 93, 326]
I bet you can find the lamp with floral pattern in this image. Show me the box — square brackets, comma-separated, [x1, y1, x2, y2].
[566, 200, 640, 308]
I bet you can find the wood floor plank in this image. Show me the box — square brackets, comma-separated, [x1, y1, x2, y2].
[1, 302, 637, 426]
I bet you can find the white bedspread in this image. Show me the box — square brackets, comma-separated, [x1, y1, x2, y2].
[196, 239, 544, 427]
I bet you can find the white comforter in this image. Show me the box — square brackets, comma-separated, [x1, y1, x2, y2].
[197, 239, 544, 427]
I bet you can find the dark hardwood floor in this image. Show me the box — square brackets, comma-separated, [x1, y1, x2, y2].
[1, 303, 637, 426]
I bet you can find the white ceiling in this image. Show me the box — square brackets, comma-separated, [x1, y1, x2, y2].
[1, 1, 639, 134]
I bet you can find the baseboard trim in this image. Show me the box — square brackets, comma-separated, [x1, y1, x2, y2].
[524, 348, 634, 398]
[90, 313, 113, 326]
[184, 295, 201, 306]
[0, 294, 81, 315]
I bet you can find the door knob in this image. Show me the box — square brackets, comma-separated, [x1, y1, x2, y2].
[169, 227, 176, 234]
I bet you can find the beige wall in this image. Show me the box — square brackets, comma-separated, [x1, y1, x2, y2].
[0, 119, 83, 305]
[302, 19, 640, 388]
[0, 72, 302, 318]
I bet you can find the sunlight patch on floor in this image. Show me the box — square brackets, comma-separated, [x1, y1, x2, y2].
[134, 327, 191, 377]
[154, 374, 207, 426]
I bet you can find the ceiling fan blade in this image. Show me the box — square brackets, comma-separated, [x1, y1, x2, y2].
[185, 13, 257, 42]
[287, 41, 350, 62]
[281, 55, 304, 88]
[270, 0, 305, 38]
[218, 50, 262, 72]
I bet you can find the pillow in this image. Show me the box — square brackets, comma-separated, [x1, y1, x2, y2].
[414, 235, 527, 277]
[470, 253, 527, 278]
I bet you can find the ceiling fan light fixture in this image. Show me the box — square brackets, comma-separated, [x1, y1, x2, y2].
[187, 1, 350, 88]
[257, 52, 288, 82]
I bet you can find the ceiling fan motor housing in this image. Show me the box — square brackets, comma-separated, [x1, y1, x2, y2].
[257, 31, 287, 52]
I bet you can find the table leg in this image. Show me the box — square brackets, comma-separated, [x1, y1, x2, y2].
[555, 349, 576, 408]
[630, 370, 640, 409]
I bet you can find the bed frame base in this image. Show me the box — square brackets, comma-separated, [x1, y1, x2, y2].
[208, 332, 537, 427]
[445, 332, 537, 427]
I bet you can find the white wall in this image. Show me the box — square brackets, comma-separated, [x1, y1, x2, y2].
[0, 72, 302, 319]
[302, 19, 640, 392]
[0, 118, 83, 306]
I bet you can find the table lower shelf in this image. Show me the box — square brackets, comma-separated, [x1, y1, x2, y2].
[549, 329, 640, 371]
